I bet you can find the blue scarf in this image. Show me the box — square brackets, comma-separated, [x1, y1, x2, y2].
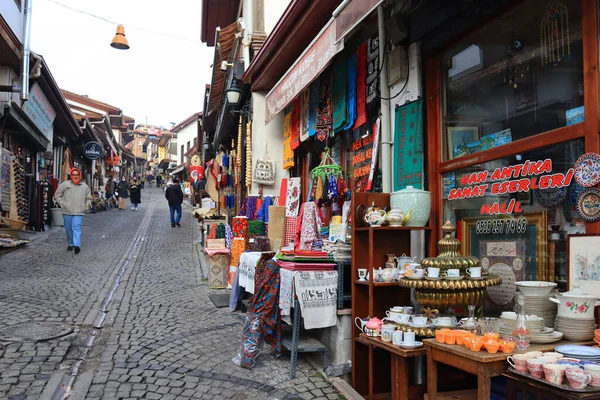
[343, 53, 357, 131]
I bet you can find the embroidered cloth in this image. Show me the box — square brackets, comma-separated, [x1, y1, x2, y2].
[279, 266, 296, 324]
[316, 71, 333, 148]
[238, 252, 262, 294]
[300, 89, 310, 142]
[295, 202, 322, 251]
[294, 270, 338, 329]
[285, 177, 301, 217]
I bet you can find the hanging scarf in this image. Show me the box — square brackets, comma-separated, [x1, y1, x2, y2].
[300, 89, 310, 142]
[225, 224, 233, 249]
[343, 53, 358, 131]
[294, 202, 322, 251]
[285, 177, 301, 217]
[366, 36, 380, 115]
[290, 97, 301, 150]
[332, 58, 348, 133]
[354, 43, 368, 130]
[69, 167, 82, 185]
[308, 78, 320, 137]
[328, 174, 338, 201]
[283, 107, 294, 169]
[315, 176, 324, 201]
[216, 223, 226, 239]
[246, 196, 258, 220]
[254, 198, 264, 220]
[316, 71, 333, 149]
[256, 196, 273, 222]
[248, 254, 281, 355]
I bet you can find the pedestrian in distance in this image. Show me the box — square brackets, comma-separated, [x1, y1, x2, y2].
[105, 176, 116, 209]
[156, 175, 163, 188]
[129, 178, 141, 211]
[117, 177, 129, 210]
[53, 167, 92, 254]
[165, 178, 184, 227]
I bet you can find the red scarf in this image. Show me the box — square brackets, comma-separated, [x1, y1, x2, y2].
[353, 42, 367, 130]
[70, 167, 82, 185]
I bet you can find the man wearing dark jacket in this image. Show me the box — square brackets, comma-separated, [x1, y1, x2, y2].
[165, 179, 184, 227]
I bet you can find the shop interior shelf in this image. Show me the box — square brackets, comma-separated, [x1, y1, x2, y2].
[355, 280, 399, 287]
[355, 226, 431, 231]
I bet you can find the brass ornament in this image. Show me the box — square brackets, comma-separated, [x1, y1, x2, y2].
[398, 275, 502, 290]
[421, 221, 480, 273]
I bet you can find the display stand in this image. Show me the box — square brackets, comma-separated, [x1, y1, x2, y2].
[351, 192, 431, 398]
[336, 260, 351, 309]
[283, 298, 329, 379]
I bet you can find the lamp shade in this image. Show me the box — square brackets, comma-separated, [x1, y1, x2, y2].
[111, 25, 130, 50]
[226, 83, 243, 105]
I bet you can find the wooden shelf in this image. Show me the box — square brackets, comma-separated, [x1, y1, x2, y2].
[355, 226, 431, 231]
[356, 280, 400, 287]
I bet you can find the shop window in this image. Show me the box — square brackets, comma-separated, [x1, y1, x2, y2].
[441, 0, 583, 161]
[443, 139, 584, 301]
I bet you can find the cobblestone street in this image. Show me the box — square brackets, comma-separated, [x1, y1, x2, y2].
[0, 188, 341, 400]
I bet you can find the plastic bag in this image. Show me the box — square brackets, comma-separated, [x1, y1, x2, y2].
[229, 268, 242, 311]
[232, 312, 264, 369]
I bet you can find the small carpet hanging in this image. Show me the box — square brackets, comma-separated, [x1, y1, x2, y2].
[283, 107, 294, 169]
[308, 78, 320, 137]
[290, 97, 301, 150]
[316, 71, 333, 149]
[332, 57, 348, 133]
[300, 89, 310, 142]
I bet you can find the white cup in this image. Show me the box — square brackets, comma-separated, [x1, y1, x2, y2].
[386, 310, 403, 320]
[412, 269, 425, 279]
[425, 267, 440, 278]
[393, 330, 403, 345]
[390, 306, 404, 313]
[404, 331, 416, 345]
[357, 269, 368, 281]
[397, 314, 412, 323]
[403, 307, 414, 315]
[381, 324, 396, 342]
[444, 268, 460, 277]
[467, 267, 481, 278]
[412, 315, 428, 326]
[434, 316, 454, 327]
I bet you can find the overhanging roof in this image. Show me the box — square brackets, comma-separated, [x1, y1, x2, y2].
[201, 0, 240, 46]
[207, 22, 238, 116]
[171, 112, 201, 133]
[242, 0, 343, 92]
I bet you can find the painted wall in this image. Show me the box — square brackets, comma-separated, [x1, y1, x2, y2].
[175, 123, 197, 165]
[264, 0, 290, 35]
[1, 1, 23, 44]
[250, 92, 286, 197]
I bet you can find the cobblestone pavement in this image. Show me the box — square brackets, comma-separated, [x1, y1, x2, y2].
[0, 188, 341, 400]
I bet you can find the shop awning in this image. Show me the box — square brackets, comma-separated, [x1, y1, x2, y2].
[265, 20, 343, 124]
[335, 0, 384, 43]
[171, 164, 185, 175]
[207, 22, 239, 117]
[8, 104, 50, 151]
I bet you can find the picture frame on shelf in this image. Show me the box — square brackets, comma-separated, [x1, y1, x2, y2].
[461, 211, 548, 281]
[447, 126, 479, 160]
[567, 234, 600, 293]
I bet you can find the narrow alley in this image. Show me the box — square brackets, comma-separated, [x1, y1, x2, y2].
[0, 188, 339, 400]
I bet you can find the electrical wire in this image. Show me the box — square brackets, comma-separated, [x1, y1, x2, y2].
[45, 0, 203, 43]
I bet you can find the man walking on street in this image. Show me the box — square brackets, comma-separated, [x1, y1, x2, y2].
[53, 167, 92, 254]
[165, 178, 184, 227]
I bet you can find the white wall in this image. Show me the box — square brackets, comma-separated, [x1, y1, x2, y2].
[250, 92, 286, 197]
[264, 0, 290, 35]
[1, 1, 23, 44]
[175, 123, 196, 165]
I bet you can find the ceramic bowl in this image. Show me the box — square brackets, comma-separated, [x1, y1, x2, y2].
[515, 281, 557, 297]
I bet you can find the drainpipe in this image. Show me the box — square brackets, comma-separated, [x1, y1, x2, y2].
[377, 4, 392, 193]
[21, 0, 33, 100]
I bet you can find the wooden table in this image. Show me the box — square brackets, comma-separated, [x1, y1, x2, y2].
[503, 370, 600, 399]
[357, 334, 426, 400]
[424, 339, 595, 400]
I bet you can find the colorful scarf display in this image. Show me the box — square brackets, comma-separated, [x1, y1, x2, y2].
[290, 97, 301, 150]
[366, 36, 380, 114]
[283, 107, 294, 169]
[308, 78, 320, 137]
[332, 58, 348, 133]
[354, 43, 368, 130]
[316, 71, 333, 149]
[248, 254, 281, 354]
[343, 53, 357, 130]
[246, 196, 257, 220]
[256, 196, 273, 222]
[300, 89, 310, 142]
[232, 216, 248, 238]
[295, 202, 323, 251]
[285, 177, 301, 217]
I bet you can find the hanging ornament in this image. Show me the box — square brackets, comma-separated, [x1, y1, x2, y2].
[245, 121, 252, 189]
[541, 1, 570, 67]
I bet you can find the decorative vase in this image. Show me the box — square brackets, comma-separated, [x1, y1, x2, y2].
[390, 186, 431, 227]
[512, 295, 531, 351]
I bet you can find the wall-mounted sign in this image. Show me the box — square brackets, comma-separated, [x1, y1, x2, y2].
[352, 127, 375, 192]
[83, 141, 103, 160]
[22, 83, 56, 137]
[448, 159, 574, 215]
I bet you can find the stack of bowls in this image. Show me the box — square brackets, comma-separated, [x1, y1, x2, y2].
[515, 281, 558, 328]
[555, 345, 600, 364]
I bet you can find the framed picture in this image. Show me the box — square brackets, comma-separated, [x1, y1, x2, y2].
[462, 212, 548, 312]
[461, 212, 548, 280]
[567, 234, 600, 293]
[447, 126, 479, 160]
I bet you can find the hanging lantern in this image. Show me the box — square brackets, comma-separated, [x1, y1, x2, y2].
[111, 25, 130, 50]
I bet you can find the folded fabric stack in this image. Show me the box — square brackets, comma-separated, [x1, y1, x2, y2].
[277, 249, 334, 263]
[276, 260, 335, 271]
[321, 240, 351, 262]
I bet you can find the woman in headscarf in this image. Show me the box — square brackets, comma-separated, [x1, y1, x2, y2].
[117, 177, 129, 210]
[129, 178, 141, 211]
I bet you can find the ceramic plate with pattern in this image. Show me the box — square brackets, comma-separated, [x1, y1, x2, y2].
[574, 152, 600, 187]
[533, 186, 568, 208]
[576, 188, 600, 222]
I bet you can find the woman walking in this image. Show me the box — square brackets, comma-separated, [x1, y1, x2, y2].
[129, 178, 141, 211]
[117, 177, 129, 210]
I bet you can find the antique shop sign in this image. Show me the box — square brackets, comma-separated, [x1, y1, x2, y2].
[352, 128, 375, 192]
[447, 159, 574, 215]
[83, 141, 103, 160]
